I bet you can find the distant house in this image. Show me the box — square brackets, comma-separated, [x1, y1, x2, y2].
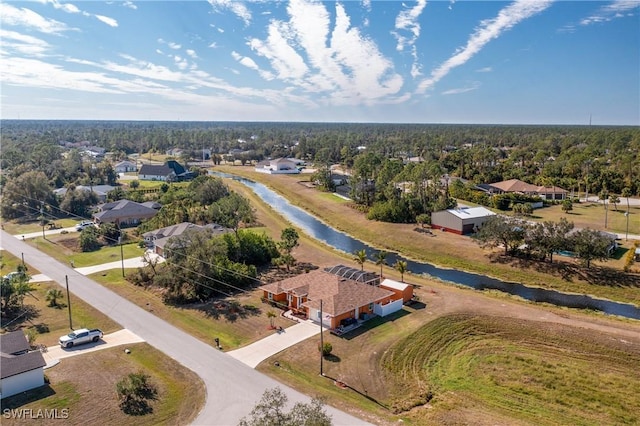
[138, 164, 175, 181]
[143, 222, 230, 256]
[114, 160, 137, 173]
[255, 158, 300, 174]
[53, 185, 115, 203]
[93, 199, 159, 227]
[139, 161, 193, 181]
[259, 268, 408, 330]
[484, 179, 568, 201]
[431, 206, 496, 235]
[0, 331, 46, 399]
[82, 146, 106, 159]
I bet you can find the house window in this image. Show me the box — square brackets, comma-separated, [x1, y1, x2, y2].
[368, 303, 374, 311]
[268, 293, 273, 301]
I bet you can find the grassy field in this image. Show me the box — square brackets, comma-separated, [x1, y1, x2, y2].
[89, 269, 292, 350]
[380, 314, 640, 425]
[258, 312, 640, 426]
[521, 201, 640, 236]
[215, 165, 640, 305]
[2, 218, 79, 235]
[25, 235, 144, 268]
[1, 343, 204, 426]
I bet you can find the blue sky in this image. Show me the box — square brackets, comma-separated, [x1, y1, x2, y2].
[1, 0, 638, 125]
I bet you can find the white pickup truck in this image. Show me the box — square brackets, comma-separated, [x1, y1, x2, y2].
[59, 328, 103, 348]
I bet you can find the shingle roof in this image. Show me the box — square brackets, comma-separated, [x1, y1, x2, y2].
[260, 270, 392, 317]
[490, 179, 567, 194]
[139, 164, 173, 177]
[0, 331, 46, 379]
[94, 199, 158, 222]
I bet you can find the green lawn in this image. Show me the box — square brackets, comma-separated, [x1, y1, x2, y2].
[514, 201, 640, 236]
[27, 236, 144, 268]
[2, 218, 80, 235]
[381, 314, 640, 425]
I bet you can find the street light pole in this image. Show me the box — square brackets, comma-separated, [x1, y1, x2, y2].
[65, 275, 73, 330]
[625, 211, 629, 241]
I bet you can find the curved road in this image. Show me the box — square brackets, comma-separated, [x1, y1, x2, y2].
[0, 231, 369, 426]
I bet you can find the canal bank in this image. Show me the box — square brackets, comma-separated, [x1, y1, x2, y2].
[213, 170, 640, 320]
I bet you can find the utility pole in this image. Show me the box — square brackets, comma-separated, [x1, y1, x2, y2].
[40, 202, 46, 240]
[625, 211, 629, 241]
[65, 275, 73, 330]
[119, 231, 125, 278]
[319, 299, 324, 376]
[21, 252, 25, 267]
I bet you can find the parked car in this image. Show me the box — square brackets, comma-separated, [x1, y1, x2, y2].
[59, 328, 103, 348]
[75, 221, 95, 231]
[2, 271, 26, 282]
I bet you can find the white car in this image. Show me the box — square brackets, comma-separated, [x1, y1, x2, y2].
[75, 221, 95, 231]
[59, 328, 103, 348]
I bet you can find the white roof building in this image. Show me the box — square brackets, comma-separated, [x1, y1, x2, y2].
[431, 206, 496, 235]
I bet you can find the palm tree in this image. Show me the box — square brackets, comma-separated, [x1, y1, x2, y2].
[45, 288, 64, 307]
[599, 190, 609, 228]
[374, 250, 387, 278]
[267, 311, 277, 329]
[353, 249, 367, 271]
[609, 194, 620, 211]
[394, 260, 408, 282]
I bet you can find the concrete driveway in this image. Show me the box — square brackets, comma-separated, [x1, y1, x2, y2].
[228, 320, 320, 368]
[43, 329, 145, 368]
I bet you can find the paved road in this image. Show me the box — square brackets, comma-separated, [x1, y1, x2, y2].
[0, 231, 369, 426]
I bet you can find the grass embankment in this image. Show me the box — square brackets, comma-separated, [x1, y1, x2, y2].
[215, 166, 640, 306]
[381, 314, 640, 425]
[1, 344, 204, 426]
[259, 312, 640, 426]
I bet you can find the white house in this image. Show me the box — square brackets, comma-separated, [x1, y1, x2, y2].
[114, 160, 137, 173]
[0, 331, 46, 399]
[254, 158, 301, 174]
[431, 206, 496, 235]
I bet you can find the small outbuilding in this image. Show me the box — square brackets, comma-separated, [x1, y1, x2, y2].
[380, 278, 414, 303]
[431, 206, 496, 235]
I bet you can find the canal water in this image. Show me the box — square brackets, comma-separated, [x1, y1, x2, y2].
[213, 172, 640, 320]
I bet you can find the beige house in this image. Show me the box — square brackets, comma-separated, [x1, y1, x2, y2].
[487, 179, 568, 200]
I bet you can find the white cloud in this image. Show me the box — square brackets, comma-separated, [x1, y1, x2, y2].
[208, 0, 251, 25]
[0, 3, 72, 34]
[476, 66, 492, 73]
[231, 51, 275, 80]
[442, 82, 480, 95]
[580, 0, 639, 26]
[123, 1, 137, 10]
[0, 29, 50, 56]
[168, 42, 182, 50]
[208, 42, 218, 48]
[95, 14, 118, 27]
[392, 0, 427, 52]
[417, 0, 553, 94]
[47, 0, 80, 14]
[247, 0, 404, 105]
[186, 49, 198, 59]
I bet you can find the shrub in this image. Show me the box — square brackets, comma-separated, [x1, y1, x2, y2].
[318, 342, 333, 357]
